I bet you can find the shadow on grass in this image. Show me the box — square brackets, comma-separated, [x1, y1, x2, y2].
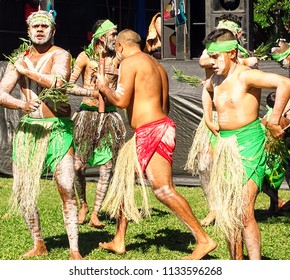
[44, 227, 115, 257]
[255, 208, 290, 223]
[43, 211, 115, 256]
[43, 208, 217, 259]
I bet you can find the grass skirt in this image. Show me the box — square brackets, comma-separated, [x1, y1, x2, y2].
[73, 110, 126, 165]
[185, 113, 218, 209]
[208, 135, 247, 241]
[11, 118, 54, 215]
[101, 135, 150, 223]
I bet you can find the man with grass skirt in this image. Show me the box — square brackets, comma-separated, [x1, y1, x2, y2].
[186, 13, 259, 227]
[0, 10, 82, 260]
[201, 28, 290, 259]
[95, 29, 217, 260]
[68, 19, 126, 228]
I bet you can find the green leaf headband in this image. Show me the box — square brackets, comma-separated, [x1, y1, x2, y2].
[216, 20, 242, 36]
[27, 12, 56, 27]
[206, 40, 238, 53]
[93, 20, 117, 39]
[272, 44, 290, 61]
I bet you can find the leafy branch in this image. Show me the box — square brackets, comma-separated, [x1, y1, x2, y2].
[38, 77, 72, 111]
[83, 44, 100, 61]
[171, 66, 202, 87]
[265, 133, 290, 186]
[254, 37, 276, 60]
[3, 38, 32, 64]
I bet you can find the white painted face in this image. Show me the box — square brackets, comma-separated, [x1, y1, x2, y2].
[104, 28, 118, 52]
[208, 52, 230, 75]
[28, 20, 54, 45]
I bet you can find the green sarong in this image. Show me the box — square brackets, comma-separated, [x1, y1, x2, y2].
[219, 119, 266, 190]
[13, 116, 74, 174]
[88, 138, 113, 166]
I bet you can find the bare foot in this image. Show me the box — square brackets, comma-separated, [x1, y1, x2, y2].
[88, 212, 105, 228]
[99, 241, 126, 254]
[19, 240, 48, 258]
[70, 251, 83, 260]
[200, 211, 216, 226]
[278, 199, 286, 209]
[182, 238, 217, 260]
[78, 203, 89, 224]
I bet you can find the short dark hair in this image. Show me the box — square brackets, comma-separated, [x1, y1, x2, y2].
[92, 19, 106, 34]
[203, 28, 236, 46]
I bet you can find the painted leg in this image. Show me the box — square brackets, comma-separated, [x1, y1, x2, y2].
[89, 160, 112, 228]
[19, 207, 48, 258]
[74, 156, 88, 224]
[55, 149, 83, 260]
[146, 153, 217, 260]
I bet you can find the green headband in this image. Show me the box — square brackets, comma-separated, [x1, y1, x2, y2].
[206, 40, 238, 53]
[27, 12, 55, 27]
[216, 20, 242, 36]
[272, 44, 290, 61]
[93, 20, 117, 39]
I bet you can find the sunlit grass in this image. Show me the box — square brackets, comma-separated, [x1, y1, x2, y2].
[0, 177, 290, 260]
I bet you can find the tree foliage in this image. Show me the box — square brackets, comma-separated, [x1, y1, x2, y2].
[254, 0, 290, 42]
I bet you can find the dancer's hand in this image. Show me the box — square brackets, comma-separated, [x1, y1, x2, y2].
[23, 99, 41, 112]
[15, 59, 28, 75]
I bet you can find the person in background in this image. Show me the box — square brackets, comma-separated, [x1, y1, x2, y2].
[271, 38, 290, 69]
[261, 91, 290, 213]
[143, 12, 162, 59]
[68, 19, 126, 228]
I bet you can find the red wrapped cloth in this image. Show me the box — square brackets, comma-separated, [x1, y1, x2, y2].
[135, 117, 176, 172]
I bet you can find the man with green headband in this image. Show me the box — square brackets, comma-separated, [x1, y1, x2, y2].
[0, 10, 82, 259]
[68, 19, 126, 228]
[199, 13, 258, 80]
[190, 13, 258, 228]
[271, 38, 290, 69]
[202, 28, 290, 260]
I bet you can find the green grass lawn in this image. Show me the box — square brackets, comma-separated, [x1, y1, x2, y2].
[0, 177, 290, 260]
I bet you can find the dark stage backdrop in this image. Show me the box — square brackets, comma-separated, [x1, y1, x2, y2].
[0, 59, 289, 185]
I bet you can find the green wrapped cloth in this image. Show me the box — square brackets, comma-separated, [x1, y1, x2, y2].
[209, 119, 266, 240]
[13, 116, 74, 174]
[88, 137, 113, 166]
[11, 116, 74, 214]
[219, 119, 266, 190]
